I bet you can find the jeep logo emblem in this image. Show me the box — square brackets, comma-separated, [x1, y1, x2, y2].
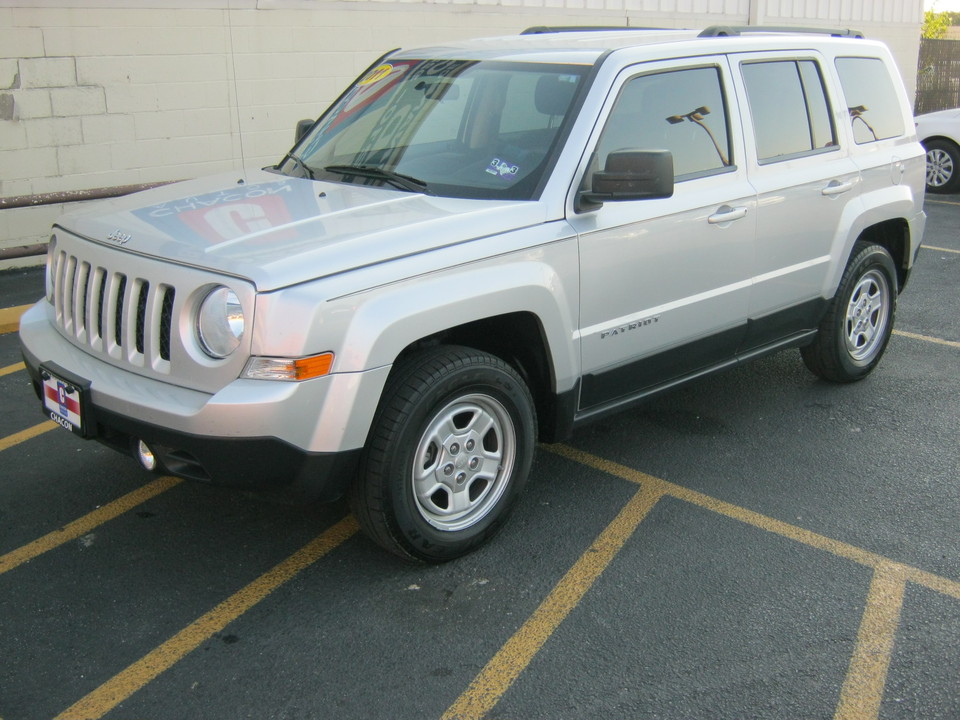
[106, 229, 132, 245]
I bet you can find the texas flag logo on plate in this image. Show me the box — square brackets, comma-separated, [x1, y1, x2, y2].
[42, 374, 83, 432]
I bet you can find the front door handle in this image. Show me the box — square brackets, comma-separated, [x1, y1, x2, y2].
[708, 205, 748, 224]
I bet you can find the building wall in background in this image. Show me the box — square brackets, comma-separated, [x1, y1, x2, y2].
[0, 0, 924, 268]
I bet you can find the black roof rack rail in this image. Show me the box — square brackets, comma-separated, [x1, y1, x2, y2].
[521, 26, 673, 35]
[699, 25, 864, 38]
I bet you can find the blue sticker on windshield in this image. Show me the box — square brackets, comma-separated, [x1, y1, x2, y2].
[486, 157, 519, 181]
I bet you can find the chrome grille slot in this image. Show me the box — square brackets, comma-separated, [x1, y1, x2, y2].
[53, 250, 69, 329]
[91, 267, 107, 351]
[75, 260, 91, 342]
[135, 280, 148, 355]
[159, 286, 175, 362]
[112, 273, 127, 355]
[62, 255, 77, 333]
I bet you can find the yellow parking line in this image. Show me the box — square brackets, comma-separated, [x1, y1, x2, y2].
[443, 483, 664, 720]
[54, 515, 359, 720]
[834, 562, 907, 720]
[548, 445, 960, 600]
[0, 304, 31, 335]
[0, 475, 183, 575]
[539, 444, 960, 720]
[443, 445, 960, 720]
[894, 330, 960, 349]
[926, 198, 960, 207]
[923, 244, 960, 254]
[0, 420, 57, 453]
[0, 361, 25, 377]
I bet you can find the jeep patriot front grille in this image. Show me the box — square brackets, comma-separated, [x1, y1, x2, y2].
[50, 247, 175, 369]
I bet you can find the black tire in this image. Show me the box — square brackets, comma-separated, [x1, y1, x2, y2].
[923, 138, 960, 194]
[350, 346, 537, 562]
[801, 242, 897, 383]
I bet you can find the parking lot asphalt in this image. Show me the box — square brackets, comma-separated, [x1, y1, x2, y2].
[0, 197, 958, 720]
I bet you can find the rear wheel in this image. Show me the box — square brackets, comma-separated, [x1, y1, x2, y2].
[801, 242, 897, 383]
[350, 346, 536, 562]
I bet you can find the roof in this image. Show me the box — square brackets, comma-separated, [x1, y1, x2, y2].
[389, 26, 874, 65]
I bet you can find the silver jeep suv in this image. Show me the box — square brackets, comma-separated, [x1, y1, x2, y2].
[20, 26, 926, 561]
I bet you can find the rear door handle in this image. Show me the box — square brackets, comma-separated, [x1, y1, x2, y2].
[708, 205, 748, 224]
[822, 179, 855, 196]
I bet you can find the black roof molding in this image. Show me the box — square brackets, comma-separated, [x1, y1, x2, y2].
[521, 26, 674, 35]
[699, 25, 864, 38]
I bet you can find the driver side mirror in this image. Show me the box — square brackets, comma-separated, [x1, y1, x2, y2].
[295, 118, 315, 143]
[577, 149, 674, 212]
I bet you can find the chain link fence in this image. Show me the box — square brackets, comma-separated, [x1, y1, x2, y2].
[916, 37, 960, 114]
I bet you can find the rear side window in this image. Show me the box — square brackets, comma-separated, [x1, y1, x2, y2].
[834, 57, 905, 143]
[597, 66, 733, 180]
[741, 60, 836, 163]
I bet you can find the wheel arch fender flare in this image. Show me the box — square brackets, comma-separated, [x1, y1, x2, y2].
[820, 186, 923, 298]
[335, 259, 580, 395]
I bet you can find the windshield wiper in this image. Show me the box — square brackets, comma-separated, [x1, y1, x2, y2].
[324, 165, 429, 194]
[284, 153, 316, 180]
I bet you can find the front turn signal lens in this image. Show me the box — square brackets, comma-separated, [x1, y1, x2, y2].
[242, 352, 334, 381]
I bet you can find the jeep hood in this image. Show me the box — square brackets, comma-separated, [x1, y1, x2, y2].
[56, 170, 551, 291]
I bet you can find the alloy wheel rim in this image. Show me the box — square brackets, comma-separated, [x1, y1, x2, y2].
[926, 148, 954, 188]
[411, 393, 516, 532]
[844, 269, 890, 363]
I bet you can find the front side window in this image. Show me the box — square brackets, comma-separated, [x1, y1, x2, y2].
[595, 66, 733, 181]
[835, 57, 905, 144]
[741, 59, 836, 163]
[282, 58, 588, 200]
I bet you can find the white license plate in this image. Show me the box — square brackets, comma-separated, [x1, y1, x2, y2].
[40, 366, 88, 436]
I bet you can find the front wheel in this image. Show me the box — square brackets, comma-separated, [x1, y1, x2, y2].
[350, 346, 537, 562]
[801, 242, 897, 383]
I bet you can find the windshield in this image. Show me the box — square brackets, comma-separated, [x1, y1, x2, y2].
[280, 59, 588, 201]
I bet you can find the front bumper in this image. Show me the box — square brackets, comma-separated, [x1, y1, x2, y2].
[79, 402, 361, 500]
[19, 302, 388, 499]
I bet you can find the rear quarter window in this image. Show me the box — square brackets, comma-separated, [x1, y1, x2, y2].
[834, 57, 905, 144]
[741, 59, 836, 163]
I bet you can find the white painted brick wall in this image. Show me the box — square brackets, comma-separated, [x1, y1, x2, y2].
[11, 89, 52, 120]
[19, 57, 77, 89]
[25, 116, 83, 147]
[50, 86, 107, 117]
[1, 58, 22, 89]
[0, 26, 44, 60]
[82, 115, 137, 145]
[4, 147, 59, 183]
[0, 0, 924, 268]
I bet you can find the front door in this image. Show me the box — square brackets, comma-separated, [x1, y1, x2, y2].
[568, 58, 757, 412]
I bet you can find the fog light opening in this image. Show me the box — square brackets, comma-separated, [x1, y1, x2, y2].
[136, 440, 158, 472]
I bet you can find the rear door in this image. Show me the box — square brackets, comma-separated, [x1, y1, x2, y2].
[731, 51, 861, 351]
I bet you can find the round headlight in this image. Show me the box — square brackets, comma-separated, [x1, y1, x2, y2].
[197, 286, 244, 358]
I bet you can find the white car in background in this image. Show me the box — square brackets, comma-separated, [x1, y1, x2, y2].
[915, 107, 960, 193]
